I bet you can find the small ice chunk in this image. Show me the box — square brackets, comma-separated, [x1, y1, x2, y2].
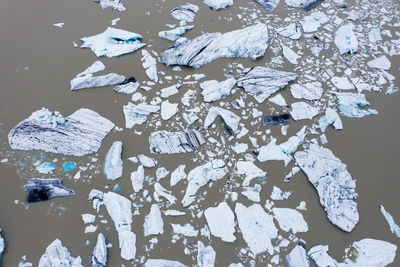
[273, 208, 308, 233]
[94, 0, 125, 11]
[156, 168, 169, 180]
[331, 76, 354, 90]
[203, 0, 233, 10]
[290, 102, 318, 120]
[300, 12, 329, 33]
[171, 3, 199, 23]
[368, 28, 382, 43]
[170, 165, 187, 186]
[286, 243, 310, 267]
[171, 223, 198, 237]
[204, 107, 240, 132]
[285, 0, 323, 10]
[149, 129, 205, 154]
[197, 241, 216, 267]
[281, 43, 301, 64]
[200, 78, 236, 102]
[154, 183, 177, 204]
[85, 224, 97, 233]
[158, 25, 194, 41]
[123, 102, 159, 129]
[270, 186, 292, 200]
[137, 155, 157, 168]
[307, 245, 338, 266]
[82, 214, 96, 224]
[91, 233, 107, 267]
[76, 61, 105, 77]
[144, 259, 187, 267]
[204, 202, 236, 242]
[53, 23, 64, 28]
[114, 78, 139, 94]
[334, 24, 358, 55]
[335, 92, 378, 118]
[160, 84, 180, 98]
[164, 210, 186, 216]
[297, 201, 307, 211]
[232, 143, 248, 154]
[144, 204, 164, 236]
[380, 205, 400, 238]
[161, 101, 179, 120]
[104, 141, 123, 180]
[242, 184, 262, 202]
[253, 0, 280, 11]
[36, 162, 56, 174]
[39, 239, 82, 267]
[131, 165, 144, 193]
[290, 82, 323, 100]
[24, 178, 76, 203]
[236, 161, 267, 186]
[269, 93, 287, 106]
[367, 55, 391, 70]
[141, 50, 158, 82]
[63, 161, 77, 172]
[183, 112, 199, 125]
[276, 23, 302, 40]
[284, 166, 300, 182]
[319, 108, 343, 132]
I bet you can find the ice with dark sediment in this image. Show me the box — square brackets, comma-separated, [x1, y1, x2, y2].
[335, 92, 378, 118]
[81, 27, 145, 58]
[141, 50, 158, 82]
[334, 24, 358, 55]
[94, 0, 125, 11]
[262, 114, 290, 126]
[24, 178, 76, 203]
[90, 233, 107, 267]
[161, 23, 269, 68]
[294, 144, 359, 232]
[204, 202, 236, 242]
[182, 159, 228, 207]
[204, 107, 240, 132]
[237, 66, 298, 103]
[276, 23, 302, 39]
[38, 239, 83, 267]
[8, 107, 114, 156]
[253, 0, 280, 11]
[286, 243, 310, 267]
[104, 141, 123, 180]
[290, 82, 323, 100]
[197, 241, 216, 267]
[200, 78, 236, 102]
[114, 77, 139, 94]
[123, 102, 160, 129]
[171, 3, 199, 23]
[144, 259, 187, 267]
[203, 0, 233, 10]
[149, 129, 205, 154]
[158, 26, 194, 41]
[380, 205, 400, 238]
[285, 0, 324, 10]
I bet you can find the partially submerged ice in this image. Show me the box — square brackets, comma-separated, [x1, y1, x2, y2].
[253, 0, 280, 11]
[380, 205, 400, 238]
[300, 12, 329, 33]
[319, 108, 343, 132]
[203, 0, 233, 10]
[204, 202, 236, 242]
[0, 229, 4, 263]
[141, 50, 158, 82]
[335, 92, 378, 118]
[114, 77, 139, 94]
[237, 66, 298, 103]
[334, 24, 358, 55]
[81, 27, 145, 58]
[24, 178, 76, 203]
[104, 141, 123, 180]
[158, 26, 194, 41]
[294, 144, 359, 232]
[38, 239, 83, 267]
[285, 0, 323, 10]
[200, 78, 236, 102]
[123, 102, 159, 129]
[149, 129, 205, 154]
[171, 3, 199, 23]
[91, 233, 107, 267]
[71, 73, 125, 91]
[8, 108, 114, 156]
[204, 107, 240, 132]
[161, 23, 269, 68]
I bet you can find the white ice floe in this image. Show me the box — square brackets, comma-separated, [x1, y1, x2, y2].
[160, 84, 181, 98]
[285, 0, 323, 10]
[253, 0, 280, 11]
[170, 165, 187, 186]
[204, 107, 240, 132]
[71, 73, 126, 91]
[156, 167, 169, 180]
[39, 239, 83, 267]
[276, 23, 302, 40]
[137, 154, 157, 168]
[154, 182, 177, 204]
[159, 26, 194, 41]
[290, 102, 319, 120]
[368, 28, 382, 43]
[82, 214, 96, 224]
[164, 210, 186, 216]
[104, 141, 123, 180]
[290, 82, 323, 100]
[182, 159, 228, 207]
[300, 12, 329, 33]
[380, 205, 400, 238]
[144, 259, 187, 267]
[131, 165, 144, 193]
[114, 79, 139, 94]
[237, 66, 298, 103]
[203, 0, 233, 10]
[286, 244, 309, 267]
[204, 202, 236, 242]
[284, 166, 300, 182]
[81, 27, 145, 58]
[294, 144, 359, 232]
[123, 102, 160, 129]
[197, 241, 216, 267]
[76, 60, 105, 77]
[161, 23, 269, 68]
[171, 223, 198, 237]
[335, 92, 378, 118]
[273, 208, 308, 233]
[236, 161, 267, 186]
[235, 203, 278, 255]
[242, 184, 262, 202]
[9, 108, 114, 156]
[270, 186, 292, 200]
[318, 108, 343, 132]
[90, 233, 107, 267]
[200, 78, 236, 102]
[161, 101, 179, 120]
[232, 143, 248, 154]
[367, 55, 391, 70]
[94, 0, 125, 11]
[149, 129, 205, 154]
[281, 43, 301, 64]
[308, 245, 338, 266]
[53, 23, 64, 28]
[183, 112, 199, 125]
[331, 76, 354, 90]
[269, 93, 287, 106]
[144, 204, 164, 236]
[141, 50, 158, 82]
[334, 24, 358, 55]
[171, 3, 199, 23]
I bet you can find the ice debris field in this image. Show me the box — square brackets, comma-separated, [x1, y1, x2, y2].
[1, 0, 400, 266]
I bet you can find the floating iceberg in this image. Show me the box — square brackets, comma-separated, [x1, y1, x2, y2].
[281, 43, 301, 64]
[144, 259, 187, 267]
[290, 82, 323, 100]
[170, 165, 187, 186]
[237, 66, 298, 103]
[161, 101, 179, 120]
[144, 204, 164, 236]
[159, 26, 194, 41]
[81, 27, 145, 58]
[114, 77, 139, 94]
[318, 108, 343, 132]
[204, 202, 236, 242]
[91, 233, 107, 267]
[334, 24, 358, 55]
[236, 161, 266, 186]
[286, 243, 309, 267]
[380, 205, 400, 238]
[160, 84, 180, 98]
[367, 55, 391, 70]
[161, 23, 269, 68]
[253, 0, 280, 11]
[171, 3, 199, 23]
[203, 0, 233, 10]
[63, 162, 77, 172]
[204, 107, 240, 132]
[149, 129, 205, 154]
[368, 28, 382, 43]
[24, 178, 76, 203]
[294, 144, 359, 232]
[290, 102, 319, 120]
[123, 102, 159, 129]
[335, 92, 378, 118]
[270, 186, 292, 200]
[285, 0, 323, 10]
[308, 245, 337, 266]
[242, 184, 262, 202]
[197, 241, 216, 267]
[9, 108, 114, 156]
[94, 0, 125, 11]
[235, 203, 277, 255]
[141, 50, 158, 82]
[154, 182, 177, 204]
[182, 160, 228, 207]
[269, 93, 287, 106]
[200, 78, 236, 102]
[131, 165, 144, 192]
[76, 61, 106, 77]
[36, 162, 56, 174]
[137, 155, 157, 168]
[273, 208, 308, 233]
[104, 141, 123, 180]
[300, 12, 329, 33]
[331, 76, 354, 90]
[171, 223, 198, 237]
[39, 239, 83, 267]
[276, 23, 302, 39]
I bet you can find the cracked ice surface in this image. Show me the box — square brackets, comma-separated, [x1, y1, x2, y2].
[104, 141, 123, 180]
[300, 11, 329, 33]
[237, 66, 298, 103]
[294, 144, 359, 232]
[123, 102, 160, 129]
[81, 27, 145, 58]
[24, 178, 76, 203]
[161, 23, 269, 68]
[39, 239, 83, 267]
[276, 23, 302, 39]
[334, 24, 358, 55]
[197, 241, 216, 267]
[149, 129, 205, 154]
[200, 78, 236, 102]
[204, 202, 236, 242]
[236, 161, 266, 186]
[335, 92, 378, 118]
[8, 108, 114, 156]
[203, 0, 233, 10]
[286, 244, 310, 267]
[204, 107, 240, 132]
[290, 102, 319, 120]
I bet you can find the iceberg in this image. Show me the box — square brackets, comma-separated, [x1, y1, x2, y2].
[368, 28, 382, 43]
[204, 202, 236, 242]
[253, 0, 280, 11]
[104, 141, 123, 180]
[114, 77, 139, 94]
[182, 160, 228, 207]
[9, 108, 114, 156]
[367, 55, 391, 70]
[161, 24, 269, 68]
[144, 259, 187, 267]
[294, 144, 359, 232]
[235, 203, 278, 255]
[285, 0, 323, 10]
[335, 92, 378, 118]
[203, 0, 233, 10]
[290, 82, 323, 100]
[24, 178, 76, 203]
[334, 24, 358, 55]
[281, 43, 301, 64]
[331, 76, 354, 90]
[318, 108, 343, 132]
[154, 182, 177, 204]
[276, 23, 302, 40]
[380, 205, 400, 237]
[123, 102, 159, 129]
[273, 208, 308, 233]
[197, 241, 216, 267]
[290, 102, 319, 120]
[263, 114, 290, 126]
[170, 165, 187, 186]
[82, 214, 96, 224]
[171, 223, 198, 237]
[300, 12, 329, 33]
[141, 50, 158, 82]
[137, 154, 157, 168]
[71, 73, 125, 91]
[269, 93, 287, 106]
[131, 165, 144, 192]
[94, 0, 125, 12]
[36, 162, 56, 174]
[242, 184, 262, 202]
[144, 204, 164, 236]
[237, 66, 298, 103]
[200, 78, 236, 102]
[171, 3, 199, 23]
[159, 26, 194, 41]
[286, 243, 310, 267]
[149, 129, 205, 154]
[270, 186, 292, 200]
[308, 245, 338, 266]
[236, 161, 267, 186]
[38, 239, 83, 267]
[161, 101, 179, 120]
[160, 84, 181, 98]
[81, 27, 145, 58]
[204, 107, 240, 132]
[76, 61, 106, 77]
[90, 233, 107, 267]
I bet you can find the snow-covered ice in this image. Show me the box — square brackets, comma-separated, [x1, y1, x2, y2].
[300, 12, 329, 33]
[285, 0, 323, 10]
[159, 26, 194, 41]
[144, 259, 187, 267]
[281, 43, 301, 64]
[335, 92, 378, 118]
[380, 205, 400, 238]
[170, 165, 186, 186]
[203, 0, 233, 10]
[131, 165, 144, 192]
[367, 55, 391, 70]
[270, 186, 292, 200]
[197, 241, 216, 267]
[161, 101, 179, 120]
[286, 243, 309, 267]
[171, 223, 198, 237]
[290, 102, 319, 120]
[141, 50, 158, 82]
[236, 161, 267, 186]
[171, 3, 199, 23]
[273, 208, 308, 233]
[276, 23, 302, 39]
[90, 233, 107, 267]
[94, 0, 125, 11]
[331, 76, 355, 90]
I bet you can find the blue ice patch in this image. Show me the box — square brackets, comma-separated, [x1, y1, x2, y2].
[63, 161, 77, 172]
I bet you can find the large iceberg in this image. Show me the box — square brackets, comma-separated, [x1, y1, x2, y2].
[81, 27, 145, 58]
[203, 0, 233, 10]
[24, 178, 76, 203]
[161, 24, 269, 68]
[253, 0, 280, 11]
[149, 129, 205, 154]
[335, 92, 378, 118]
[171, 3, 199, 23]
[204, 202, 236, 242]
[200, 78, 236, 102]
[294, 144, 359, 232]
[38, 239, 83, 267]
[204, 107, 240, 132]
[334, 24, 358, 55]
[9, 108, 114, 156]
[237, 66, 298, 103]
[104, 141, 123, 180]
[123, 102, 160, 129]
[285, 0, 323, 10]
[90, 233, 107, 267]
